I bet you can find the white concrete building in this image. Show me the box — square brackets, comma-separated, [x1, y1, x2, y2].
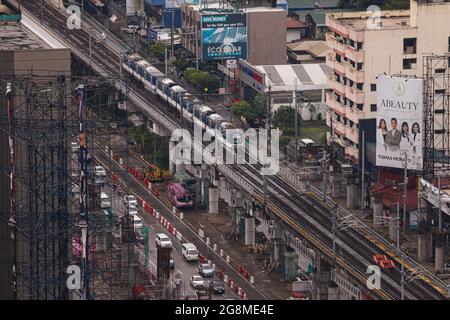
[325, 0, 450, 162]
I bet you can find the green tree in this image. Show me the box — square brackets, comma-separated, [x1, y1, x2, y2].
[338, 0, 408, 9]
[147, 42, 166, 61]
[273, 106, 296, 136]
[174, 58, 189, 72]
[184, 68, 219, 92]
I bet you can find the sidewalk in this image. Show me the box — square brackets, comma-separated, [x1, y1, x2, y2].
[182, 208, 292, 300]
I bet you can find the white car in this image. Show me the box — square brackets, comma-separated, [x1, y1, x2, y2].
[123, 195, 138, 207]
[132, 215, 143, 229]
[127, 205, 138, 216]
[155, 233, 172, 248]
[94, 166, 106, 177]
[190, 275, 205, 289]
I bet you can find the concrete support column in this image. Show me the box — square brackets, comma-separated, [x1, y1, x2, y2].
[332, 177, 342, 197]
[346, 184, 357, 209]
[389, 213, 397, 242]
[208, 187, 219, 214]
[373, 195, 383, 227]
[327, 282, 340, 300]
[169, 141, 175, 176]
[435, 232, 446, 273]
[244, 216, 256, 246]
[417, 234, 428, 263]
[283, 249, 298, 281]
[175, 162, 185, 174]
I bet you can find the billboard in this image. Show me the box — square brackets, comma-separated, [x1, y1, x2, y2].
[375, 75, 423, 170]
[201, 13, 247, 61]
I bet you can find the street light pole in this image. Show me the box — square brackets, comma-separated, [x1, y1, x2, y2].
[403, 152, 408, 233]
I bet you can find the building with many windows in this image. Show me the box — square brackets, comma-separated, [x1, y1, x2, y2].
[325, 0, 450, 163]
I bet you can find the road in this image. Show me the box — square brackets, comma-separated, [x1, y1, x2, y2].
[13, 0, 448, 299]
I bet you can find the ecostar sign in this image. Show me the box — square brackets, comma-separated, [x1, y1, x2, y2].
[375, 75, 423, 170]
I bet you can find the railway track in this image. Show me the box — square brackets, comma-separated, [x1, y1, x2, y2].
[12, 0, 449, 299]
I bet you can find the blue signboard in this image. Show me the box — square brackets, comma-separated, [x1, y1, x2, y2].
[148, 26, 159, 42]
[201, 13, 247, 61]
[163, 8, 181, 29]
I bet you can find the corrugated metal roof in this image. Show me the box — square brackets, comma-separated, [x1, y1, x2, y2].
[254, 63, 331, 92]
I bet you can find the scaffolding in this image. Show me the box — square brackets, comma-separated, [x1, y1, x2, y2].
[0, 70, 185, 300]
[423, 54, 450, 179]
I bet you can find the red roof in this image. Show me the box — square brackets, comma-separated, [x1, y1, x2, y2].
[287, 18, 307, 29]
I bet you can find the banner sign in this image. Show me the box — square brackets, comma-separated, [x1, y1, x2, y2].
[376, 75, 423, 170]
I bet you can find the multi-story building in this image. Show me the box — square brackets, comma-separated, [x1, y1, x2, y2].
[181, 4, 286, 65]
[325, 0, 450, 163]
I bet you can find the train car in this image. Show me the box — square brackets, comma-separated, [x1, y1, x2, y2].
[122, 53, 142, 75]
[180, 93, 200, 122]
[168, 85, 186, 110]
[193, 105, 215, 130]
[168, 182, 193, 208]
[144, 66, 165, 93]
[156, 78, 176, 101]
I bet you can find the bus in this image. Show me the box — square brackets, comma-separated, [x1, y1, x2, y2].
[173, 171, 197, 198]
[168, 182, 193, 208]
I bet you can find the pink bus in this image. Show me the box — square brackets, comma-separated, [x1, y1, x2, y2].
[168, 182, 193, 208]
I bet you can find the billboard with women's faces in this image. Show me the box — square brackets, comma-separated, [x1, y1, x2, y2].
[376, 75, 423, 170]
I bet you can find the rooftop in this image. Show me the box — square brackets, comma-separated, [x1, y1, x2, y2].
[253, 63, 332, 92]
[0, 21, 44, 51]
[327, 10, 411, 31]
[287, 18, 307, 29]
[287, 40, 330, 58]
[287, 0, 339, 10]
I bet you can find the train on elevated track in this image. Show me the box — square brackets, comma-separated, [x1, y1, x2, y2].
[122, 53, 243, 154]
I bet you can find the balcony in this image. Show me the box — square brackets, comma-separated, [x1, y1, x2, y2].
[345, 45, 364, 63]
[345, 63, 364, 83]
[345, 126, 359, 144]
[345, 86, 364, 104]
[345, 144, 359, 160]
[326, 17, 349, 38]
[326, 92, 346, 117]
[332, 119, 347, 138]
[346, 107, 364, 124]
[326, 33, 346, 55]
[333, 59, 346, 75]
[348, 28, 364, 43]
[326, 74, 346, 97]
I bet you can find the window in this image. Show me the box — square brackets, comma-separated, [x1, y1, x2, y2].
[356, 83, 363, 90]
[357, 104, 364, 111]
[371, 104, 377, 112]
[403, 58, 417, 70]
[448, 37, 450, 52]
[371, 84, 376, 92]
[403, 38, 417, 54]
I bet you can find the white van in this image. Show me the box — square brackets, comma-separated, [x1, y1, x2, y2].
[132, 215, 143, 229]
[182, 243, 199, 262]
[100, 192, 111, 209]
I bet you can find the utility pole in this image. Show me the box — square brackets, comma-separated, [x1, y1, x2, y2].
[400, 253, 405, 300]
[194, 24, 199, 70]
[397, 202, 400, 251]
[332, 203, 338, 266]
[322, 149, 327, 201]
[40, 0, 43, 25]
[171, 9, 175, 63]
[294, 78, 298, 163]
[361, 130, 365, 210]
[403, 152, 408, 233]
[165, 46, 168, 75]
[438, 176, 442, 232]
